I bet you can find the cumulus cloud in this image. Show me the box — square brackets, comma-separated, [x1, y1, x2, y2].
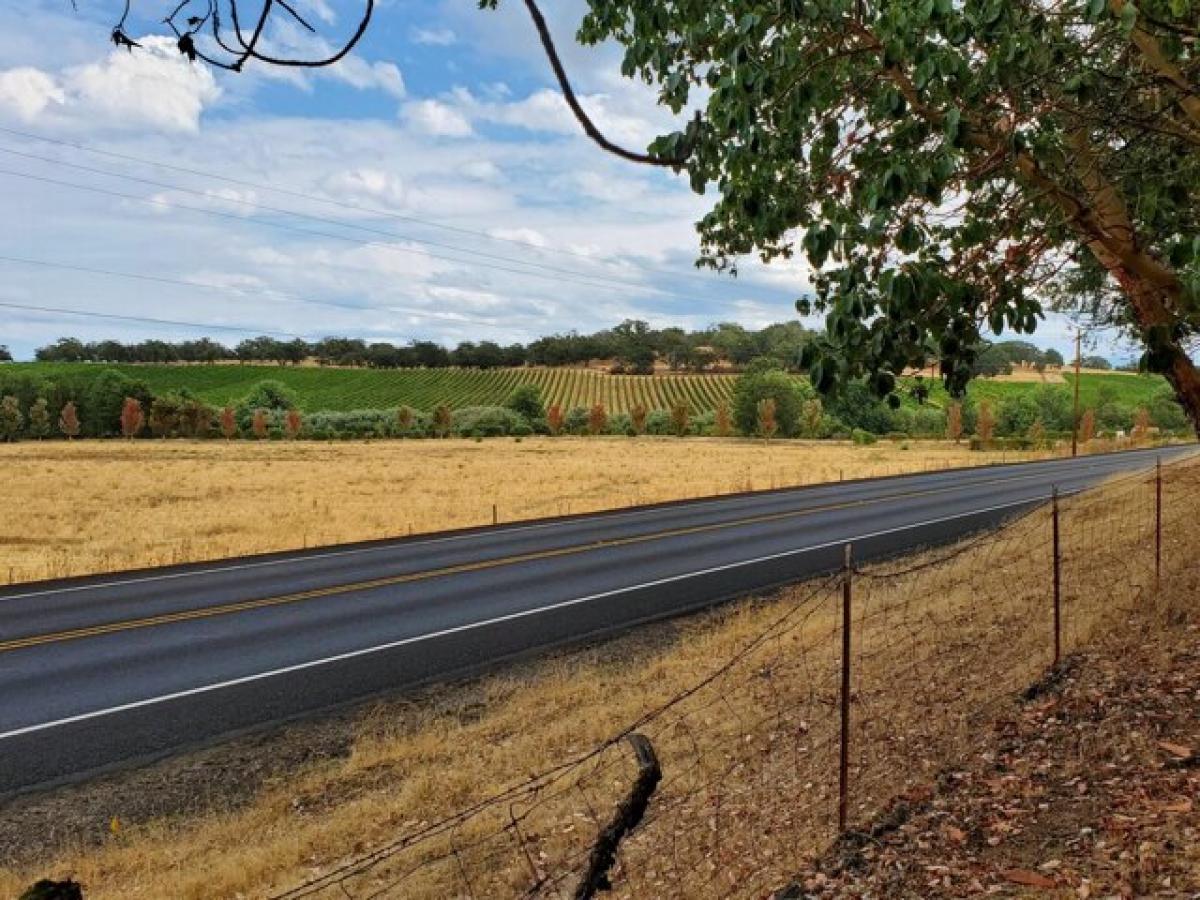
[0, 67, 65, 121]
[0, 37, 221, 133]
[327, 59, 405, 98]
[321, 168, 407, 208]
[401, 98, 473, 137]
[65, 36, 221, 133]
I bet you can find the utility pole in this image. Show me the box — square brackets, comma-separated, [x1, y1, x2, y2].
[1071, 330, 1082, 458]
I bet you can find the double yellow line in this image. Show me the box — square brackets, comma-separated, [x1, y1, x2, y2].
[0, 471, 1046, 655]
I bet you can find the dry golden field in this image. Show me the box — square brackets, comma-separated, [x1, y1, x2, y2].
[0, 437, 1057, 585]
[1, 451, 1193, 900]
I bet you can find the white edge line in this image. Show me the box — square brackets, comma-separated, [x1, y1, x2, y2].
[0, 490, 1073, 741]
[0, 448, 1177, 602]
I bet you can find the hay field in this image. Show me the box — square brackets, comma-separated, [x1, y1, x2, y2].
[1, 450, 1192, 900]
[0, 437, 1053, 585]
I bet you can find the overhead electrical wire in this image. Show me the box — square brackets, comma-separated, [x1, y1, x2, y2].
[0, 254, 514, 330]
[0, 124, 743, 292]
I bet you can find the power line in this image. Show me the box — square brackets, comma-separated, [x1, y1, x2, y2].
[0, 144, 677, 296]
[0, 298, 306, 339]
[0, 123, 734, 291]
[0, 254, 513, 330]
[0, 165, 674, 299]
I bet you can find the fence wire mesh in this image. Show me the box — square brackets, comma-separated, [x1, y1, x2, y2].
[274, 452, 1199, 900]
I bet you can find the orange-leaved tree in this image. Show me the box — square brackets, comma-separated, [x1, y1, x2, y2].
[219, 406, 237, 440]
[59, 401, 80, 440]
[120, 397, 144, 439]
[587, 403, 607, 435]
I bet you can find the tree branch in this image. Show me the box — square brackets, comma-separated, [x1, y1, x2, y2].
[520, 0, 692, 168]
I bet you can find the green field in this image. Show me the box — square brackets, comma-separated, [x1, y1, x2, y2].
[6, 363, 1172, 415]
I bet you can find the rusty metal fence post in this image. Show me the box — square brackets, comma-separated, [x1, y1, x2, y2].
[1052, 487, 1061, 666]
[838, 543, 853, 833]
[1155, 457, 1162, 589]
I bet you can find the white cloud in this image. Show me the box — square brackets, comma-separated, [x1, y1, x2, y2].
[0, 67, 64, 121]
[327, 59, 405, 98]
[321, 168, 407, 208]
[460, 159, 500, 181]
[411, 27, 457, 46]
[488, 227, 548, 248]
[66, 36, 221, 133]
[401, 99, 473, 137]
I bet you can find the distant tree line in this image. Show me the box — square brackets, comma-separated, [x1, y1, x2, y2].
[27, 320, 816, 374]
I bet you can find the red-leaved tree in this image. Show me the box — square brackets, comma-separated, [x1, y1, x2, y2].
[219, 406, 237, 440]
[120, 397, 144, 440]
[284, 408, 302, 440]
[59, 401, 80, 440]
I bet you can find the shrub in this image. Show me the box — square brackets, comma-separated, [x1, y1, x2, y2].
[826, 380, 893, 434]
[564, 407, 589, 435]
[396, 406, 416, 435]
[59, 401, 80, 439]
[0, 395, 22, 442]
[670, 400, 690, 437]
[451, 406, 524, 437]
[149, 397, 179, 438]
[733, 365, 805, 437]
[431, 404, 453, 438]
[505, 385, 545, 423]
[851, 428, 877, 445]
[178, 396, 213, 438]
[546, 404, 565, 436]
[28, 398, 49, 440]
[587, 403, 608, 436]
[629, 403, 648, 435]
[1027, 418, 1046, 448]
[119, 397, 144, 439]
[645, 409, 672, 435]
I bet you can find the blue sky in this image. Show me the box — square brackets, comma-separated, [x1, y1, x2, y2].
[0, 0, 1133, 361]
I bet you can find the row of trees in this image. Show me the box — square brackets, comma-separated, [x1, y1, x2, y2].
[25, 320, 820, 373]
[0, 359, 1187, 443]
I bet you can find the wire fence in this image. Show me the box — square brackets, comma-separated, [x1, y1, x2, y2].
[273, 453, 1199, 900]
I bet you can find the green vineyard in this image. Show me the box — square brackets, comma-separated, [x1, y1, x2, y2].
[15, 363, 746, 414]
[9, 363, 1171, 417]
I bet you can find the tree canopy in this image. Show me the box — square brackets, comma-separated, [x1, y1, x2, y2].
[560, 0, 1200, 431]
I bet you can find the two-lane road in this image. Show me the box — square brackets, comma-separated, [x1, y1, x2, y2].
[0, 446, 1191, 795]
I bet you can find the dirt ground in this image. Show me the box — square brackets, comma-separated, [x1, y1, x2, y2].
[777, 615, 1200, 898]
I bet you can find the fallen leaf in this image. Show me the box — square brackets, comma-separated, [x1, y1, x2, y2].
[1157, 740, 1193, 758]
[1001, 869, 1057, 889]
[1161, 798, 1193, 813]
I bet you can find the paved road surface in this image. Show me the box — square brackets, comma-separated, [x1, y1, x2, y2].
[0, 446, 1191, 795]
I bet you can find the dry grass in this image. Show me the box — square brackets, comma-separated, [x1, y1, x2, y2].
[1, 452, 1192, 900]
[0, 437, 1056, 585]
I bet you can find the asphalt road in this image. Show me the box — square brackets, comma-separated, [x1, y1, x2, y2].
[0, 446, 1191, 795]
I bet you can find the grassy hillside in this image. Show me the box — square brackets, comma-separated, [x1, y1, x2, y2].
[5, 362, 1172, 415]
